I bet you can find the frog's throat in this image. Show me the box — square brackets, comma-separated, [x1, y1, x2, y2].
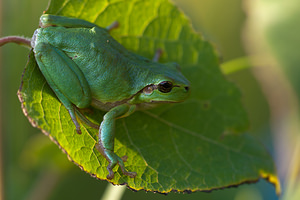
[91, 96, 180, 112]
[91, 97, 131, 111]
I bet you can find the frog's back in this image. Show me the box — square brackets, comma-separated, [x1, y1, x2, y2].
[34, 26, 156, 103]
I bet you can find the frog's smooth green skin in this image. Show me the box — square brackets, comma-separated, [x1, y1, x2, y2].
[31, 14, 190, 179]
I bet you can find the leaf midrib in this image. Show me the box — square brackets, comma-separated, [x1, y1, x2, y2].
[141, 109, 256, 159]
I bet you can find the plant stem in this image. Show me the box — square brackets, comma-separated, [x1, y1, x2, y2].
[101, 184, 126, 200]
[220, 56, 252, 75]
[0, 36, 31, 48]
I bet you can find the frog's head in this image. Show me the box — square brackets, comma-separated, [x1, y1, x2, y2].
[137, 62, 190, 103]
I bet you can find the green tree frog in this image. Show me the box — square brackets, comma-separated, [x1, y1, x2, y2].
[31, 14, 190, 179]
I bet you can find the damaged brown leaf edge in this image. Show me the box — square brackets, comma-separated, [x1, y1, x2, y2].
[16, 50, 281, 195]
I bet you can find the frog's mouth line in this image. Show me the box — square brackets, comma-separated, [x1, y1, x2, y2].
[148, 99, 185, 103]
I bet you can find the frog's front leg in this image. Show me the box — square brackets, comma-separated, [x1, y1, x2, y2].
[96, 104, 137, 179]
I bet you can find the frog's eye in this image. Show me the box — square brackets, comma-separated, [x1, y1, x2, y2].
[158, 81, 173, 93]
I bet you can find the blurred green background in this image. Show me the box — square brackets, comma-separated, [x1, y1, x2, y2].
[1, 0, 298, 199]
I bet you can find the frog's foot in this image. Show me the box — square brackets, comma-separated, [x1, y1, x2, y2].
[152, 48, 163, 62]
[95, 144, 137, 179]
[114, 156, 137, 179]
[75, 108, 100, 130]
[106, 21, 119, 32]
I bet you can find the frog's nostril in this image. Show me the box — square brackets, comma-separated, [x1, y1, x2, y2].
[184, 86, 189, 92]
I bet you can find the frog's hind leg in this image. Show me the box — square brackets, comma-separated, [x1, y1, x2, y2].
[39, 14, 98, 28]
[40, 14, 119, 32]
[33, 42, 92, 134]
[75, 109, 100, 130]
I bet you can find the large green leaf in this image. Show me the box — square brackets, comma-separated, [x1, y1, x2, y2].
[18, 0, 279, 193]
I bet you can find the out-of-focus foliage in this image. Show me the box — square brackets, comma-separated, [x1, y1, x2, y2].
[245, 0, 300, 199]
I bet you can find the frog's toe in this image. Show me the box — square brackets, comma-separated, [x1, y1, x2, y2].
[124, 171, 137, 178]
[106, 158, 118, 179]
[106, 165, 115, 180]
[106, 21, 119, 32]
[117, 157, 137, 178]
[75, 126, 82, 134]
[119, 166, 137, 178]
[121, 155, 128, 162]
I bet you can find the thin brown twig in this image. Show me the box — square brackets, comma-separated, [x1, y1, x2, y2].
[0, 36, 31, 48]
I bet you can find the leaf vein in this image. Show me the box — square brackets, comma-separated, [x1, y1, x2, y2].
[142, 110, 257, 159]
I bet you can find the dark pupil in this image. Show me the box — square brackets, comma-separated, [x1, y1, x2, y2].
[158, 81, 173, 93]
